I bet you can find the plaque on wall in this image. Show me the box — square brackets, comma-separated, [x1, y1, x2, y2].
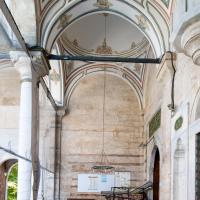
[78, 172, 131, 193]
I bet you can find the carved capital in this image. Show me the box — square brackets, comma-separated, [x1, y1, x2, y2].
[181, 21, 200, 65]
[9, 51, 32, 81]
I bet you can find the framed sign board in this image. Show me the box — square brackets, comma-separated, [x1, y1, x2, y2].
[78, 172, 131, 193]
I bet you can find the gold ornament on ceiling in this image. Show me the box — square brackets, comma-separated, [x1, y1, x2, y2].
[96, 38, 112, 55]
[135, 15, 149, 30]
[72, 39, 79, 47]
[50, 69, 60, 84]
[58, 13, 72, 29]
[94, 0, 113, 9]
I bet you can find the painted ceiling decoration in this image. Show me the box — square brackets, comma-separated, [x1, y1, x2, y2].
[96, 38, 113, 55]
[32, 0, 172, 107]
[64, 63, 144, 110]
[60, 36, 149, 57]
[39, 0, 170, 57]
[94, 0, 113, 9]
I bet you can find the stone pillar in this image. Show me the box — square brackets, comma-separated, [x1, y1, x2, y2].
[10, 51, 32, 200]
[54, 109, 66, 200]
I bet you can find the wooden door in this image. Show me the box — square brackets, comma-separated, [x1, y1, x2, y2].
[153, 149, 160, 200]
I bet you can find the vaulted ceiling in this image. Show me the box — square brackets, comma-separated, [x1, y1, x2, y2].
[1, 0, 173, 108]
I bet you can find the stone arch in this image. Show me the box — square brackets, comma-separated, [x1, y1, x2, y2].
[150, 147, 160, 200]
[0, 159, 17, 200]
[40, 0, 169, 56]
[149, 146, 160, 200]
[173, 138, 186, 200]
[190, 86, 200, 122]
[64, 63, 144, 111]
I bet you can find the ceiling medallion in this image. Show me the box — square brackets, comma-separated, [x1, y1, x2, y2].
[57, 13, 72, 29]
[96, 38, 112, 55]
[94, 0, 112, 9]
[135, 15, 149, 30]
[50, 69, 60, 84]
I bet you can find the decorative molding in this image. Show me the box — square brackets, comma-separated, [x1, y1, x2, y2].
[61, 36, 149, 57]
[64, 63, 144, 110]
[94, 0, 113, 9]
[95, 38, 112, 54]
[42, 0, 165, 57]
[135, 15, 149, 30]
[57, 13, 72, 30]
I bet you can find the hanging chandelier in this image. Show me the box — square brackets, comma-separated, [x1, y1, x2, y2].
[92, 14, 114, 173]
[91, 67, 115, 174]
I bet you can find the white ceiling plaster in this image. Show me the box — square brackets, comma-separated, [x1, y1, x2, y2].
[62, 13, 145, 53]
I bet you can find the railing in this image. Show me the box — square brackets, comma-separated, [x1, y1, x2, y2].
[101, 181, 152, 200]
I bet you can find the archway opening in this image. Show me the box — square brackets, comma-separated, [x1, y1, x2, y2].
[153, 149, 160, 200]
[0, 159, 18, 200]
[6, 163, 18, 200]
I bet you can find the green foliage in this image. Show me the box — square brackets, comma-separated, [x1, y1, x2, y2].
[7, 164, 18, 200]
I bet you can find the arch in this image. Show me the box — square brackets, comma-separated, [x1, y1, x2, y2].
[64, 63, 144, 110]
[173, 138, 186, 200]
[190, 86, 200, 122]
[6, 162, 18, 200]
[149, 146, 160, 200]
[40, 0, 168, 56]
[0, 159, 17, 200]
[153, 148, 160, 200]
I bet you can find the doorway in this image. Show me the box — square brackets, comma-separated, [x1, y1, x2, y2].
[153, 149, 160, 200]
[0, 159, 18, 200]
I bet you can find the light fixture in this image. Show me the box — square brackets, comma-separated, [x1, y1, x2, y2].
[92, 15, 114, 173]
[91, 67, 115, 174]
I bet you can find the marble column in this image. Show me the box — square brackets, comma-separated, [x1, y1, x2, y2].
[10, 51, 32, 200]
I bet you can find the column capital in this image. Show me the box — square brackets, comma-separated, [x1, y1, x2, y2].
[9, 51, 32, 81]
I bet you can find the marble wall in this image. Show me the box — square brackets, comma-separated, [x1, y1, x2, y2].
[0, 67, 20, 164]
[143, 51, 200, 200]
